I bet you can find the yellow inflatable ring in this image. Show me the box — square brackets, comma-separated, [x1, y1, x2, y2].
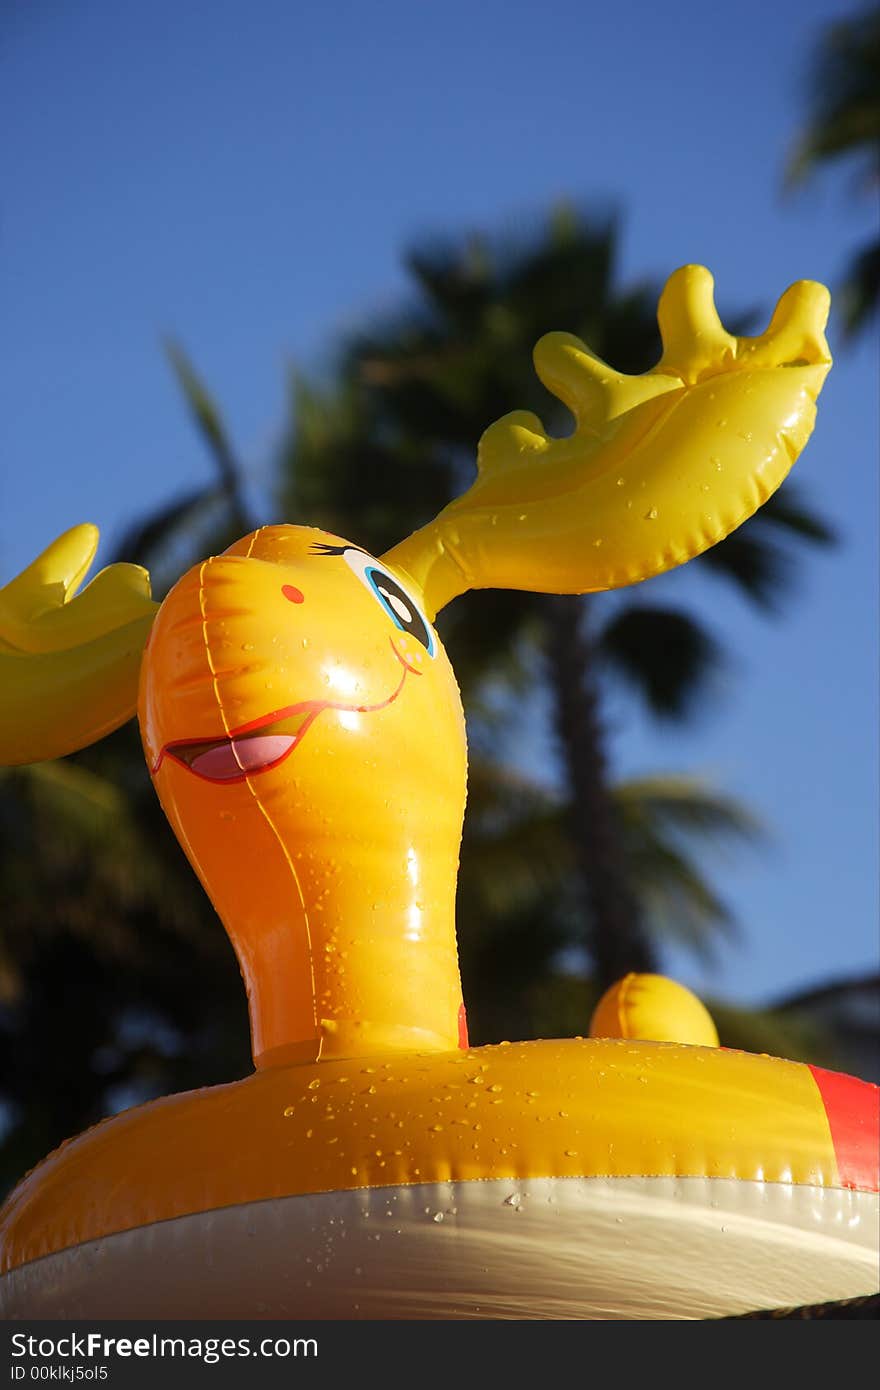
[1, 1038, 877, 1318]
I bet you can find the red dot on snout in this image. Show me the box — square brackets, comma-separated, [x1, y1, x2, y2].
[282, 584, 305, 604]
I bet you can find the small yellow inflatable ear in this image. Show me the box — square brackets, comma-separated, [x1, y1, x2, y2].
[589, 973, 720, 1048]
[0, 525, 158, 765]
[382, 265, 832, 617]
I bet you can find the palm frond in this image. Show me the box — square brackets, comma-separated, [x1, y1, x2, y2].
[840, 237, 880, 335]
[110, 483, 224, 574]
[754, 483, 837, 545]
[614, 776, 763, 842]
[698, 480, 834, 608]
[613, 775, 763, 962]
[787, 6, 880, 181]
[597, 605, 723, 720]
[786, 6, 880, 339]
[165, 339, 255, 535]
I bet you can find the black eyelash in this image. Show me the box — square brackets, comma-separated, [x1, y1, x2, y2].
[309, 542, 348, 556]
[309, 542, 368, 557]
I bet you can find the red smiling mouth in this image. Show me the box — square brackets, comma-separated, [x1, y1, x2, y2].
[153, 639, 418, 785]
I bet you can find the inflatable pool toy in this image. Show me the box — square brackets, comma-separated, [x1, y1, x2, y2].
[589, 972, 721, 1048]
[0, 266, 876, 1319]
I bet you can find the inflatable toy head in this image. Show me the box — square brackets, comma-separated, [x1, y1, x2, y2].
[140, 525, 468, 1066]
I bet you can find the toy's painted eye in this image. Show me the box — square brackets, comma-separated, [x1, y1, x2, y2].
[343, 550, 435, 655]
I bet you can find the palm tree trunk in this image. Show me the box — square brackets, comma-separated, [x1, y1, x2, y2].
[545, 594, 656, 989]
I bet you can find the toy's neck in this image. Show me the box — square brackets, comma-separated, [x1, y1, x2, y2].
[164, 766, 469, 1070]
[246, 821, 467, 1069]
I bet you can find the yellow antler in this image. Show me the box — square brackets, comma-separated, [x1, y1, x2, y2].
[382, 265, 831, 616]
[0, 525, 158, 765]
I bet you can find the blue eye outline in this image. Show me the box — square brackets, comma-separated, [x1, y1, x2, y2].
[362, 564, 436, 656]
[315, 544, 435, 656]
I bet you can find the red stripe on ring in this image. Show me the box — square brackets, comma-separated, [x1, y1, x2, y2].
[808, 1064, 879, 1192]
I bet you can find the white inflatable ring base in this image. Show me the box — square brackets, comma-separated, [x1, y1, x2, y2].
[2, 1176, 876, 1320]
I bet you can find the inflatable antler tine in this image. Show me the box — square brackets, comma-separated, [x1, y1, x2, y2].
[738, 279, 832, 377]
[0, 526, 159, 766]
[657, 265, 738, 382]
[0, 523, 101, 627]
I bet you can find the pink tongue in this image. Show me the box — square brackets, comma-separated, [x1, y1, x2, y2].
[191, 735, 296, 781]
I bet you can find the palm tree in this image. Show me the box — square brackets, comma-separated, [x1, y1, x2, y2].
[277, 207, 832, 1001]
[787, 4, 880, 336]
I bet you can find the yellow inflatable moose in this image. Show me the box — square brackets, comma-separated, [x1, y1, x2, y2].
[1, 266, 876, 1319]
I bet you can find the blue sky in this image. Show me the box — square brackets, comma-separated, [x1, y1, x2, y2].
[2, 0, 877, 1009]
